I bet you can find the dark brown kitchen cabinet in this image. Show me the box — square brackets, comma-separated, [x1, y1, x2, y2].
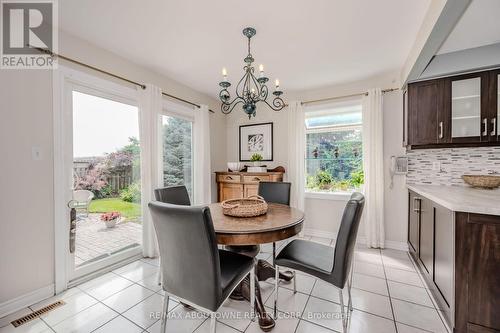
[418, 197, 433, 275]
[408, 191, 500, 333]
[433, 203, 453, 309]
[407, 68, 500, 148]
[445, 72, 491, 144]
[408, 191, 420, 256]
[488, 69, 500, 142]
[408, 79, 447, 146]
[455, 213, 500, 333]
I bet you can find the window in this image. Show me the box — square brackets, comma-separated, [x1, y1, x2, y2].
[305, 100, 364, 193]
[161, 114, 193, 198]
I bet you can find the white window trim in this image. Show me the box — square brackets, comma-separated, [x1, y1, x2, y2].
[305, 190, 356, 201]
[53, 65, 142, 293]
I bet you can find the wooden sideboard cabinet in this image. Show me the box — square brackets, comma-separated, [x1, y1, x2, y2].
[215, 171, 284, 202]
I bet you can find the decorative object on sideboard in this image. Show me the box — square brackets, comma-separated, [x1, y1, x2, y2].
[247, 153, 266, 172]
[218, 27, 285, 118]
[227, 162, 244, 172]
[461, 174, 500, 189]
[239, 122, 273, 161]
[221, 195, 268, 217]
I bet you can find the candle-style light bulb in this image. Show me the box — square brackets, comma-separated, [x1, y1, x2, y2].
[222, 67, 228, 81]
[275, 79, 280, 90]
[259, 64, 264, 78]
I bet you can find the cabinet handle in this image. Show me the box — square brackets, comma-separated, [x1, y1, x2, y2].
[438, 122, 443, 139]
[252, 177, 261, 181]
[413, 197, 421, 213]
[226, 176, 233, 180]
[483, 118, 488, 136]
[491, 118, 497, 136]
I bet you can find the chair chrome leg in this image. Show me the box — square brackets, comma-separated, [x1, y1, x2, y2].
[274, 265, 279, 319]
[348, 262, 354, 312]
[272, 242, 276, 266]
[338, 289, 347, 333]
[347, 274, 353, 312]
[161, 295, 169, 333]
[250, 265, 255, 320]
[210, 312, 216, 333]
[293, 271, 297, 294]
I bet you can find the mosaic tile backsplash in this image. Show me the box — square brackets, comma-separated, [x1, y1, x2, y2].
[406, 147, 500, 186]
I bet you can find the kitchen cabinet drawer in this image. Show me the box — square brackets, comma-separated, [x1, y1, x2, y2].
[242, 175, 270, 183]
[217, 174, 241, 183]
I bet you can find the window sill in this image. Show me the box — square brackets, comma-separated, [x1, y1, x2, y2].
[305, 191, 354, 201]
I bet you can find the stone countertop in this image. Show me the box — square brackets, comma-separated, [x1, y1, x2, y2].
[407, 184, 500, 216]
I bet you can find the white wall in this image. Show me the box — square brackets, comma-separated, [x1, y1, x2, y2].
[0, 31, 226, 309]
[225, 71, 408, 248]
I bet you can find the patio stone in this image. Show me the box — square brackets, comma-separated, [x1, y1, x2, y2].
[75, 213, 142, 266]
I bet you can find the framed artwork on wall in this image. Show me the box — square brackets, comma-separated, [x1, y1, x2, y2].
[239, 122, 273, 161]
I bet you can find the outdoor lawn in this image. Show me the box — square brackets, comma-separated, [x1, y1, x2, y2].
[89, 198, 141, 220]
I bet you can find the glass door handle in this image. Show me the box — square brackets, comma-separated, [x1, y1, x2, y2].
[491, 118, 497, 136]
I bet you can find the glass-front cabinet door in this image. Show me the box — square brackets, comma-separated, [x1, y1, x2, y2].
[495, 72, 500, 140]
[449, 72, 489, 143]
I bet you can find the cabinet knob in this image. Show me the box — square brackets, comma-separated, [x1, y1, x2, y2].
[483, 118, 488, 136]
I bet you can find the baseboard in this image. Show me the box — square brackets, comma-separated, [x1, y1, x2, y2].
[303, 228, 408, 251]
[0, 284, 54, 318]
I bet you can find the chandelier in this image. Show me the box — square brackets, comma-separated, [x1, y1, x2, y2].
[218, 27, 285, 118]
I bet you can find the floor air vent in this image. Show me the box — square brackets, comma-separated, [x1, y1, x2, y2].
[11, 300, 65, 327]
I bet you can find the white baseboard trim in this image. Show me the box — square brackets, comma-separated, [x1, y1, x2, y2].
[303, 228, 408, 251]
[0, 284, 54, 318]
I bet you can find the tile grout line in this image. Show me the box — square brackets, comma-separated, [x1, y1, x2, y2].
[406, 252, 451, 333]
[380, 248, 399, 333]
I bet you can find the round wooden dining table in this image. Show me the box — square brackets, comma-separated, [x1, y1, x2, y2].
[208, 202, 305, 246]
[207, 202, 305, 332]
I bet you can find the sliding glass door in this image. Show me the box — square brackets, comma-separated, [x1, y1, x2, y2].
[160, 113, 193, 199]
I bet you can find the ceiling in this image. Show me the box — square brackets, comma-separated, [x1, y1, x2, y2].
[59, 0, 431, 97]
[437, 0, 500, 55]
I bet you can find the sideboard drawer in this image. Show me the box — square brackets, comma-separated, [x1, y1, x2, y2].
[243, 175, 270, 183]
[217, 174, 241, 183]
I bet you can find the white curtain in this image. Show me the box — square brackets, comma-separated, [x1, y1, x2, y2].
[138, 84, 162, 257]
[286, 101, 306, 211]
[362, 88, 385, 248]
[193, 105, 212, 205]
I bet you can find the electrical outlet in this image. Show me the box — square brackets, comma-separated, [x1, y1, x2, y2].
[432, 161, 440, 171]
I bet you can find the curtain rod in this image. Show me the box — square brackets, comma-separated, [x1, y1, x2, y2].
[33, 46, 215, 113]
[301, 88, 399, 105]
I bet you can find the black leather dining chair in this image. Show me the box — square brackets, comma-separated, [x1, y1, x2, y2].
[257, 181, 293, 280]
[273, 192, 365, 333]
[154, 185, 191, 206]
[258, 181, 291, 206]
[148, 202, 256, 333]
[153, 185, 191, 286]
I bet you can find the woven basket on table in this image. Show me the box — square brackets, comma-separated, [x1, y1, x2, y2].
[462, 175, 500, 189]
[220, 195, 268, 217]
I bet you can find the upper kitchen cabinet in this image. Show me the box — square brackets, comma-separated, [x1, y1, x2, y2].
[407, 68, 500, 148]
[445, 72, 490, 144]
[489, 69, 500, 141]
[407, 79, 447, 146]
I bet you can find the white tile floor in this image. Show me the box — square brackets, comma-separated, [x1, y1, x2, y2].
[0, 236, 449, 333]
